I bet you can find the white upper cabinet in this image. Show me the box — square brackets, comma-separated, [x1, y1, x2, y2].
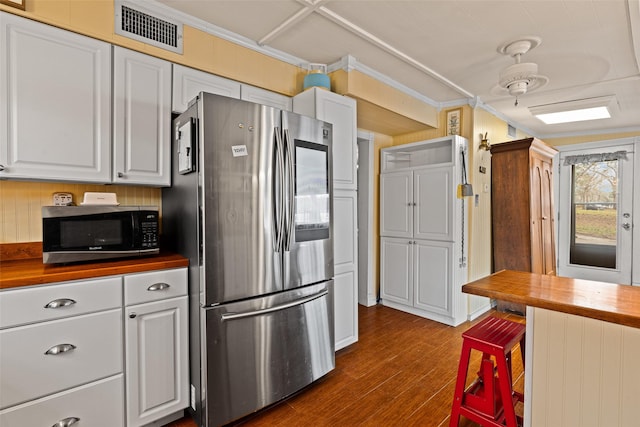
[293, 88, 358, 190]
[240, 84, 292, 111]
[113, 47, 171, 186]
[0, 12, 111, 182]
[172, 64, 240, 113]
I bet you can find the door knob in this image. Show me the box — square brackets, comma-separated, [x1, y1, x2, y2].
[622, 223, 631, 230]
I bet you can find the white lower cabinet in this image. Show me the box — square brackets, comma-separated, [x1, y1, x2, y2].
[125, 297, 189, 427]
[124, 269, 189, 427]
[0, 267, 189, 427]
[0, 375, 124, 427]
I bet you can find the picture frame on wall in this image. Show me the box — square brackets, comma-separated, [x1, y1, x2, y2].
[0, 0, 25, 10]
[446, 108, 462, 136]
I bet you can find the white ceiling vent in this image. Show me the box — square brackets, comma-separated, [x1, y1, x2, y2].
[115, 1, 183, 54]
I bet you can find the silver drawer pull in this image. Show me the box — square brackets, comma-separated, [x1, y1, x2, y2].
[44, 298, 77, 309]
[44, 343, 76, 355]
[52, 417, 80, 427]
[147, 282, 170, 291]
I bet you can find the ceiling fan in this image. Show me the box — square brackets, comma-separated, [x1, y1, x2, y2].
[497, 36, 549, 106]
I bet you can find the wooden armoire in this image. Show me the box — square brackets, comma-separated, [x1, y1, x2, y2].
[491, 138, 558, 281]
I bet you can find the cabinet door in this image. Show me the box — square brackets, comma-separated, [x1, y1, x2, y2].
[125, 296, 188, 427]
[413, 240, 452, 316]
[293, 88, 357, 190]
[333, 190, 358, 350]
[380, 237, 412, 305]
[380, 171, 413, 238]
[113, 47, 171, 186]
[414, 166, 454, 241]
[0, 13, 111, 182]
[172, 64, 241, 113]
[241, 84, 292, 111]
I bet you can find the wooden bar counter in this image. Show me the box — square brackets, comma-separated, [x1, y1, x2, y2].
[462, 269, 640, 328]
[462, 270, 640, 427]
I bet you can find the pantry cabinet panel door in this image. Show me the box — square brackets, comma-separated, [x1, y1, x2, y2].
[380, 171, 413, 238]
[380, 237, 412, 306]
[414, 240, 452, 316]
[414, 166, 454, 241]
[0, 13, 111, 182]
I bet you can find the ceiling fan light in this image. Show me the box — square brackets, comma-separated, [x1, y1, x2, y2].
[507, 80, 529, 96]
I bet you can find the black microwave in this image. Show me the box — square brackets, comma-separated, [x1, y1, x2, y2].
[42, 206, 160, 264]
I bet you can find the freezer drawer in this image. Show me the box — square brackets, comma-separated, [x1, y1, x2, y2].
[204, 281, 334, 426]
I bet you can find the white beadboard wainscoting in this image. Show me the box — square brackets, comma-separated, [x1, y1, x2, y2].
[528, 307, 640, 427]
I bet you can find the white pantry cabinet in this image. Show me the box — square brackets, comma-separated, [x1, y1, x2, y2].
[293, 88, 358, 190]
[113, 47, 172, 186]
[379, 136, 484, 326]
[0, 12, 111, 182]
[293, 89, 359, 350]
[172, 64, 241, 113]
[124, 268, 189, 427]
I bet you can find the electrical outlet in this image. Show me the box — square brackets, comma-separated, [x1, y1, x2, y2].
[53, 192, 73, 206]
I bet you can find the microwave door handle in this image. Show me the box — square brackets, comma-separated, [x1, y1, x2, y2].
[283, 128, 295, 252]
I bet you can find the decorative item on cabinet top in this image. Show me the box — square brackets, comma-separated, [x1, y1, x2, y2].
[303, 63, 331, 91]
[446, 108, 462, 136]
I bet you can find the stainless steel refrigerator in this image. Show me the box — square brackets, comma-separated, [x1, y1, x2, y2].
[163, 93, 335, 427]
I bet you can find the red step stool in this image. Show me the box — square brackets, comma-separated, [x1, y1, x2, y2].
[450, 316, 526, 427]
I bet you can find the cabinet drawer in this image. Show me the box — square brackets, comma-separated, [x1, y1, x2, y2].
[0, 276, 122, 329]
[0, 309, 122, 409]
[124, 268, 187, 306]
[0, 375, 124, 427]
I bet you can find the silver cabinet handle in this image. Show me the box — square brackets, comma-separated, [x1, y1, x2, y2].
[44, 343, 76, 355]
[52, 417, 80, 427]
[147, 282, 170, 291]
[117, 172, 124, 178]
[0, 164, 5, 171]
[622, 223, 631, 230]
[44, 298, 76, 309]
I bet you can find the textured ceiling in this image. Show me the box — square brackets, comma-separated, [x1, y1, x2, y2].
[156, 0, 640, 139]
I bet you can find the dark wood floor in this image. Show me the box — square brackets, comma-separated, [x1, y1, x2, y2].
[167, 304, 525, 427]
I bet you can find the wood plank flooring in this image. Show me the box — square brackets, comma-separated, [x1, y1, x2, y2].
[167, 305, 525, 427]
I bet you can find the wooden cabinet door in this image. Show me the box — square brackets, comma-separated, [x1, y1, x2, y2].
[540, 158, 556, 275]
[380, 171, 413, 238]
[380, 237, 413, 305]
[414, 166, 454, 241]
[113, 47, 171, 186]
[125, 296, 189, 427]
[413, 240, 452, 316]
[0, 13, 111, 182]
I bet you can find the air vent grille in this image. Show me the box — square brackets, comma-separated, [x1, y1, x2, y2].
[115, 2, 183, 54]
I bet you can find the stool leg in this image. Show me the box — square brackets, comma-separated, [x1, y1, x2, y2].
[450, 341, 472, 427]
[495, 354, 518, 427]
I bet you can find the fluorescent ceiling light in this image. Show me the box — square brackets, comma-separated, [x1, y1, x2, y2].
[529, 96, 617, 125]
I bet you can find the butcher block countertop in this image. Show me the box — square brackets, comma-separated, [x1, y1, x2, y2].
[463, 269, 640, 329]
[0, 242, 189, 290]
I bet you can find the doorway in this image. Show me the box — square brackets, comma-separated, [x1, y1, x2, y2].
[557, 138, 636, 284]
[357, 131, 376, 306]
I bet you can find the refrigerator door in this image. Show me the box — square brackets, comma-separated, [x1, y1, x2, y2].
[204, 281, 335, 427]
[282, 112, 334, 289]
[200, 93, 284, 305]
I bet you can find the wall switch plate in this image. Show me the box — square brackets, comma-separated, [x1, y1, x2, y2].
[53, 192, 73, 206]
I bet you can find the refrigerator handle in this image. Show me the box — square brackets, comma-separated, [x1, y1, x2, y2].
[283, 128, 295, 252]
[274, 128, 286, 252]
[220, 290, 328, 321]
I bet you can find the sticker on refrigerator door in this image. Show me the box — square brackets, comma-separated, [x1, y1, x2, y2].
[231, 145, 248, 157]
